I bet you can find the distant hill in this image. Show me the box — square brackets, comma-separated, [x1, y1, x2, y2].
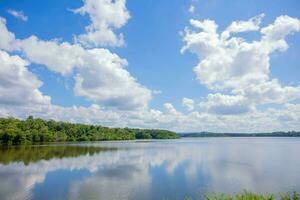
[179, 131, 300, 137]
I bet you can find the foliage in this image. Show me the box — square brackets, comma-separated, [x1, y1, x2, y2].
[184, 191, 299, 200]
[205, 191, 274, 200]
[0, 117, 178, 145]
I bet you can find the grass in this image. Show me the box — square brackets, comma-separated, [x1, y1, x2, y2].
[183, 191, 299, 200]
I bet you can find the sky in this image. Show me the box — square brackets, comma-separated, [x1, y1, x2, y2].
[0, 0, 300, 132]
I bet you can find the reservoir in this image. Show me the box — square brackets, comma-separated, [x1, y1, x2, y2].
[0, 137, 299, 200]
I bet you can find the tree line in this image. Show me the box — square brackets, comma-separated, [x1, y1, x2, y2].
[179, 131, 300, 137]
[0, 116, 178, 145]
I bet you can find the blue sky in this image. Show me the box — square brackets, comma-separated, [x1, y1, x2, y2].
[0, 0, 299, 132]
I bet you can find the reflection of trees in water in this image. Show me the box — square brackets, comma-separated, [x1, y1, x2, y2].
[0, 145, 116, 165]
[0, 139, 300, 200]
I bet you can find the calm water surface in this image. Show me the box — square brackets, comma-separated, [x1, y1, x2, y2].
[0, 138, 299, 200]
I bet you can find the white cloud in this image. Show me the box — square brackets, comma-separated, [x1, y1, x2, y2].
[0, 8, 300, 133]
[74, 48, 152, 109]
[0, 16, 152, 110]
[1, 102, 300, 133]
[1, 137, 300, 200]
[181, 19, 219, 57]
[182, 14, 300, 115]
[234, 79, 300, 105]
[164, 103, 178, 115]
[273, 104, 300, 128]
[7, 9, 28, 21]
[199, 93, 253, 115]
[221, 14, 264, 39]
[182, 98, 195, 111]
[0, 50, 50, 105]
[0, 18, 18, 51]
[261, 15, 300, 41]
[73, 0, 130, 47]
[20, 36, 85, 76]
[188, 5, 195, 14]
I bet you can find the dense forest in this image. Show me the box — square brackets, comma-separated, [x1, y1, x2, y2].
[180, 131, 300, 137]
[0, 117, 178, 145]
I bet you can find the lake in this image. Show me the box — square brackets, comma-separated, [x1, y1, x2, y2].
[0, 137, 299, 200]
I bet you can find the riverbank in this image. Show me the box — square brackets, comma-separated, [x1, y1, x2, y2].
[184, 191, 299, 200]
[0, 117, 178, 145]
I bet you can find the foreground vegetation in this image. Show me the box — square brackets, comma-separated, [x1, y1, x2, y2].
[185, 191, 299, 200]
[0, 117, 178, 145]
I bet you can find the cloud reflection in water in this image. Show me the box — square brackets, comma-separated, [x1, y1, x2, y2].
[0, 138, 299, 200]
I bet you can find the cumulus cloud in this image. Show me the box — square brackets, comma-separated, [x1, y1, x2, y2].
[0, 50, 50, 105]
[164, 103, 178, 115]
[182, 14, 300, 114]
[261, 15, 300, 42]
[74, 49, 152, 109]
[221, 14, 264, 39]
[1, 137, 300, 200]
[73, 0, 130, 47]
[7, 9, 28, 21]
[0, 6, 300, 132]
[182, 98, 195, 111]
[1, 102, 300, 133]
[0, 18, 18, 51]
[273, 104, 300, 128]
[20, 36, 85, 76]
[0, 15, 152, 110]
[199, 93, 253, 115]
